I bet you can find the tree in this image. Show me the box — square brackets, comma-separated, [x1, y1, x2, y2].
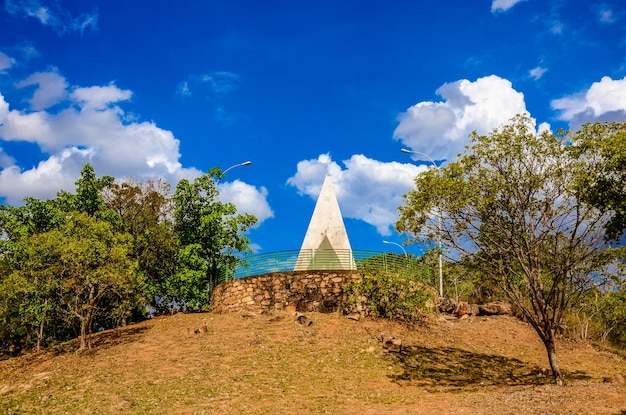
[1, 235, 60, 352]
[57, 163, 114, 217]
[396, 115, 617, 385]
[171, 168, 257, 309]
[0, 199, 65, 352]
[43, 212, 142, 350]
[0, 166, 150, 352]
[101, 177, 178, 312]
[0, 198, 62, 244]
[567, 121, 626, 242]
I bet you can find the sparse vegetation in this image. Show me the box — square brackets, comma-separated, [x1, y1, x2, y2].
[344, 271, 433, 322]
[1, 311, 625, 414]
[396, 116, 626, 384]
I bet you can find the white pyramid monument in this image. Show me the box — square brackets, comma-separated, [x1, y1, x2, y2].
[294, 174, 355, 271]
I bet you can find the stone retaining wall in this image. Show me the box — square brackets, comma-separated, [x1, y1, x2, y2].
[210, 270, 364, 313]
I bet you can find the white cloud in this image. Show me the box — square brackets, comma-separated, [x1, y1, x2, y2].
[491, 0, 526, 13]
[594, 4, 617, 24]
[551, 76, 626, 128]
[0, 147, 92, 202]
[529, 66, 548, 80]
[0, 148, 15, 168]
[218, 180, 274, 227]
[0, 70, 273, 224]
[15, 68, 68, 110]
[176, 81, 191, 98]
[0, 93, 8, 125]
[393, 75, 528, 162]
[550, 20, 564, 35]
[201, 71, 240, 94]
[70, 84, 132, 110]
[4, 0, 98, 35]
[287, 153, 425, 236]
[18, 42, 40, 60]
[178, 71, 240, 98]
[0, 52, 16, 73]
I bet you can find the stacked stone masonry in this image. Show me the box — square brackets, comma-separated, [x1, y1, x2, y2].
[210, 270, 364, 313]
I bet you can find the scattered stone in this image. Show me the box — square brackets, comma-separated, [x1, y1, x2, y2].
[296, 313, 313, 326]
[285, 304, 297, 314]
[377, 333, 402, 353]
[347, 313, 360, 321]
[438, 297, 457, 313]
[478, 302, 513, 316]
[319, 299, 339, 313]
[383, 337, 402, 353]
[603, 374, 626, 384]
[453, 301, 470, 318]
[528, 364, 550, 375]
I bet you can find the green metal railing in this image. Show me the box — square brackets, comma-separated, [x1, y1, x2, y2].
[233, 249, 428, 279]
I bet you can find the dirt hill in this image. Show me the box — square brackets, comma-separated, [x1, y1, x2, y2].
[1, 310, 626, 414]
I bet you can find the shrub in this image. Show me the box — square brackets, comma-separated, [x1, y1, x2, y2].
[344, 272, 434, 322]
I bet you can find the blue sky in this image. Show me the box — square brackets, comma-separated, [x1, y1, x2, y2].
[1, 0, 625, 256]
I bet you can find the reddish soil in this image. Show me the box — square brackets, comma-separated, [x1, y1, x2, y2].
[1, 310, 626, 414]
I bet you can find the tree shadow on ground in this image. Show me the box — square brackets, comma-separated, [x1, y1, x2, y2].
[51, 325, 151, 354]
[388, 345, 591, 387]
[89, 326, 150, 350]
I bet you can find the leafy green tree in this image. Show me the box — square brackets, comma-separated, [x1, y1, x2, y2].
[396, 115, 618, 385]
[0, 199, 67, 352]
[57, 163, 114, 217]
[0, 166, 151, 352]
[171, 168, 257, 309]
[41, 212, 142, 350]
[0, 198, 62, 245]
[1, 235, 60, 352]
[567, 122, 626, 241]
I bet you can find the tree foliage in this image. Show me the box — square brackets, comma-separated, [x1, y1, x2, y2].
[170, 168, 257, 309]
[57, 163, 114, 217]
[566, 121, 626, 242]
[1, 163, 257, 354]
[52, 212, 142, 350]
[344, 271, 432, 322]
[396, 115, 621, 385]
[101, 177, 178, 312]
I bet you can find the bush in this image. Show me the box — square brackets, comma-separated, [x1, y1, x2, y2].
[344, 272, 434, 322]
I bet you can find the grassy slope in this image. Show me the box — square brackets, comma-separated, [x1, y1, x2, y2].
[1, 311, 626, 415]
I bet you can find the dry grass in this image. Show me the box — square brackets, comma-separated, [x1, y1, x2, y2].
[1, 311, 626, 414]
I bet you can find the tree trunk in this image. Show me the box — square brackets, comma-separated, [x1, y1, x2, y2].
[79, 318, 88, 351]
[544, 337, 564, 386]
[36, 301, 47, 352]
[37, 318, 45, 352]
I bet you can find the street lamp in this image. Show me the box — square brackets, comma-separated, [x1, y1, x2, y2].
[401, 148, 444, 298]
[217, 160, 252, 184]
[382, 240, 407, 258]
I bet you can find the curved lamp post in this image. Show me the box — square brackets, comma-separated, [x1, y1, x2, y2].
[382, 240, 407, 258]
[217, 160, 252, 184]
[401, 148, 444, 298]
